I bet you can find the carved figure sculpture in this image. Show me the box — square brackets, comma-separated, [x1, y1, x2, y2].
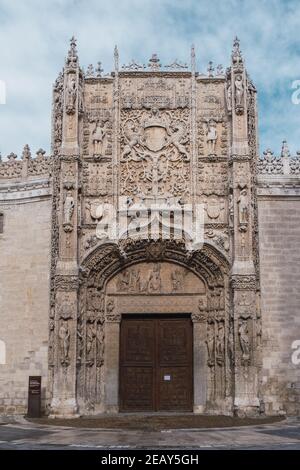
[147, 264, 161, 293]
[206, 120, 218, 154]
[64, 191, 75, 225]
[92, 120, 106, 155]
[66, 76, 77, 113]
[237, 188, 249, 229]
[238, 319, 250, 361]
[59, 322, 70, 364]
[206, 325, 215, 367]
[235, 75, 244, 107]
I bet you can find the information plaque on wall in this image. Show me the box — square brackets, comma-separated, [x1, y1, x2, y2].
[27, 376, 41, 418]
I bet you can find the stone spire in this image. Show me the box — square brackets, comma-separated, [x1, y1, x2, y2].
[191, 44, 196, 75]
[231, 36, 243, 66]
[114, 45, 119, 73]
[281, 140, 290, 158]
[66, 36, 78, 68]
[21, 144, 31, 160]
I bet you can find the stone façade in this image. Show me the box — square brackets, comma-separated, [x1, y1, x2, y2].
[0, 37, 299, 417]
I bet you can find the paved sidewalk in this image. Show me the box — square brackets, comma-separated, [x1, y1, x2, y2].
[0, 416, 299, 449]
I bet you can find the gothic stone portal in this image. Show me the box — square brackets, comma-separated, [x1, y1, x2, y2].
[75, 253, 232, 415]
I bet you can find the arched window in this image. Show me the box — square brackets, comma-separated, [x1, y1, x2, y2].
[0, 340, 6, 364]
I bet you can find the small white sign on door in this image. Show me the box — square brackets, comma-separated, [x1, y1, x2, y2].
[164, 375, 171, 381]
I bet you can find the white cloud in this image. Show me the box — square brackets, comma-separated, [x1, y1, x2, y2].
[0, 0, 299, 157]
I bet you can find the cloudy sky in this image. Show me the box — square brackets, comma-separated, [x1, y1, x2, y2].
[0, 0, 299, 158]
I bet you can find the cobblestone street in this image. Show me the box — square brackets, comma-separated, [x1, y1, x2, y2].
[0, 416, 299, 450]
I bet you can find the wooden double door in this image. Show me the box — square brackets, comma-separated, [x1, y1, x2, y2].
[120, 314, 193, 412]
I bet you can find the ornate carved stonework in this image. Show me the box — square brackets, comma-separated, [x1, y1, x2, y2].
[82, 161, 112, 196]
[120, 107, 190, 197]
[11, 37, 267, 418]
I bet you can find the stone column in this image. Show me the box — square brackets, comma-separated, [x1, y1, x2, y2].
[191, 312, 207, 413]
[229, 38, 260, 416]
[49, 38, 82, 417]
[104, 310, 121, 413]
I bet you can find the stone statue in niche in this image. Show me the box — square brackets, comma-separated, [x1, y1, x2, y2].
[66, 76, 77, 114]
[238, 319, 250, 363]
[226, 83, 232, 112]
[49, 320, 55, 365]
[216, 322, 225, 366]
[86, 322, 97, 364]
[237, 188, 249, 231]
[171, 268, 184, 292]
[59, 321, 70, 366]
[54, 113, 62, 142]
[206, 323, 215, 367]
[228, 322, 234, 366]
[234, 74, 244, 114]
[206, 120, 218, 154]
[147, 264, 161, 293]
[96, 321, 105, 367]
[63, 191, 75, 231]
[77, 322, 84, 363]
[92, 120, 107, 156]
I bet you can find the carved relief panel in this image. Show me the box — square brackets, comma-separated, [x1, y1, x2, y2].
[82, 161, 113, 197]
[119, 76, 192, 199]
[197, 162, 229, 197]
[82, 81, 113, 157]
[120, 107, 191, 198]
[106, 262, 206, 295]
[120, 76, 191, 110]
[196, 81, 229, 158]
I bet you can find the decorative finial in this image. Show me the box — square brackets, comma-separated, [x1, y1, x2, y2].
[207, 61, 214, 77]
[66, 36, 78, 67]
[7, 152, 17, 161]
[281, 140, 290, 158]
[121, 59, 146, 71]
[191, 44, 196, 75]
[22, 144, 31, 161]
[148, 53, 161, 71]
[216, 64, 224, 75]
[86, 64, 95, 78]
[95, 61, 104, 77]
[232, 36, 243, 65]
[114, 45, 119, 72]
[36, 148, 46, 158]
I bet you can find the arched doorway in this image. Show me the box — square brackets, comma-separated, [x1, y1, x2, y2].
[76, 240, 231, 415]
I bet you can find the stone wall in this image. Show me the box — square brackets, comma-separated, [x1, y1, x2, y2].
[258, 175, 300, 415]
[0, 195, 52, 414]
